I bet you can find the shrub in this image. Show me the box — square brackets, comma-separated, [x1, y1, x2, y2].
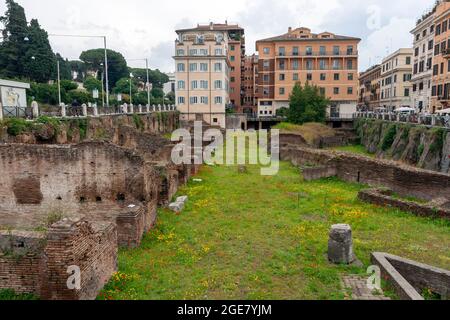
[4, 118, 32, 136]
[380, 124, 397, 151]
[429, 128, 446, 153]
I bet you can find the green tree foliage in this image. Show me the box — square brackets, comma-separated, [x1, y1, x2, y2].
[56, 53, 72, 80]
[166, 91, 175, 104]
[129, 68, 169, 89]
[22, 19, 56, 82]
[60, 80, 78, 91]
[69, 60, 86, 82]
[0, 0, 30, 78]
[83, 76, 102, 92]
[151, 87, 164, 99]
[80, 48, 128, 89]
[113, 77, 137, 95]
[287, 82, 329, 124]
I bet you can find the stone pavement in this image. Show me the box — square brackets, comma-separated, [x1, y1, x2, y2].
[341, 275, 391, 300]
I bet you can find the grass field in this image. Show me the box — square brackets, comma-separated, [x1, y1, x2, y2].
[99, 160, 450, 300]
[332, 145, 375, 158]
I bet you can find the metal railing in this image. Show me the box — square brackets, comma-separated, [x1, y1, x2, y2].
[355, 112, 450, 128]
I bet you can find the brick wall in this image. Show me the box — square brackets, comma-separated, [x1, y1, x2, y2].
[282, 146, 450, 201]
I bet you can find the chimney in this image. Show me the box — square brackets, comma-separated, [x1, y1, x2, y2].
[288, 27, 292, 33]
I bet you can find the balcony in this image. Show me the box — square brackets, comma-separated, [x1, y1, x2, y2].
[275, 51, 358, 58]
[442, 48, 450, 59]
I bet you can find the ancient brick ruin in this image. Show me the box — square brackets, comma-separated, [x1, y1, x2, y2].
[0, 112, 199, 299]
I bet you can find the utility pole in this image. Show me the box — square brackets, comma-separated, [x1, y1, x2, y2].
[57, 60, 61, 106]
[103, 36, 110, 107]
[146, 58, 151, 107]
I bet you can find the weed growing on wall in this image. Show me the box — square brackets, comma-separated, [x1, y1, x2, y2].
[380, 124, 397, 151]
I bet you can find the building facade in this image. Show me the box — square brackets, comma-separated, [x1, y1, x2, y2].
[357, 64, 381, 111]
[411, 13, 435, 113]
[255, 27, 360, 117]
[163, 72, 176, 96]
[226, 26, 246, 112]
[431, 1, 450, 112]
[379, 48, 413, 111]
[242, 54, 259, 115]
[174, 23, 233, 128]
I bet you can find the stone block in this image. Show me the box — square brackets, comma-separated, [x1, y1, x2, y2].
[176, 196, 188, 203]
[328, 224, 354, 264]
[169, 201, 184, 213]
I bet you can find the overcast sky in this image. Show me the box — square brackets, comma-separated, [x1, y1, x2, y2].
[0, 0, 436, 72]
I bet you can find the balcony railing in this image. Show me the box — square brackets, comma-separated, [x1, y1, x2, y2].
[276, 51, 358, 57]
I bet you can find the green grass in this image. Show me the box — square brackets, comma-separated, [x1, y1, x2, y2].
[332, 145, 375, 158]
[99, 160, 450, 300]
[0, 289, 38, 300]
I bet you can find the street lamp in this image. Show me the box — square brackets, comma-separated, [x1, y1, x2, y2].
[128, 58, 151, 107]
[48, 34, 110, 107]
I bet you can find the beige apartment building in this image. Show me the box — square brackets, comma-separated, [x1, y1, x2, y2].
[379, 48, 413, 111]
[411, 11, 435, 113]
[255, 27, 360, 117]
[358, 64, 381, 111]
[174, 23, 233, 128]
[431, 0, 450, 112]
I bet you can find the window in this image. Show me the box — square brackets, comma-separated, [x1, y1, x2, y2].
[178, 96, 185, 104]
[279, 73, 285, 81]
[199, 49, 208, 56]
[406, 56, 411, 65]
[332, 59, 340, 70]
[334, 73, 340, 81]
[214, 96, 223, 104]
[404, 88, 410, 97]
[215, 48, 223, 56]
[231, 77, 235, 82]
[214, 80, 222, 89]
[319, 87, 326, 95]
[320, 73, 326, 81]
[293, 73, 299, 81]
[293, 46, 299, 56]
[177, 63, 185, 72]
[230, 45, 235, 51]
[214, 62, 222, 72]
[279, 47, 285, 56]
[319, 59, 327, 70]
[347, 87, 353, 95]
[190, 96, 198, 104]
[230, 56, 235, 62]
[292, 60, 299, 70]
[200, 63, 208, 71]
[319, 46, 326, 55]
[307, 73, 312, 81]
[200, 80, 208, 89]
[433, 64, 439, 76]
[189, 49, 198, 56]
[190, 63, 197, 71]
[263, 60, 270, 68]
[279, 87, 285, 95]
[348, 73, 353, 81]
[177, 80, 185, 90]
[306, 46, 312, 56]
[191, 81, 198, 89]
[200, 96, 208, 104]
[306, 60, 313, 70]
[347, 46, 353, 55]
[177, 49, 185, 56]
[333, 46, 340, 55]
[347, 60, 353, 70]
[263, 47, 270, 54]
[263, 74, 269, 82]
[333, 87, 339, 94]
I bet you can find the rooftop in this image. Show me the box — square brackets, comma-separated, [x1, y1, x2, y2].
[176, 22, 244, 34]
[256, 27, 361, 43]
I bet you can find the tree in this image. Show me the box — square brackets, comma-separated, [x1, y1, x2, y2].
[130, 68, 169, 89]
[113, 77, 137, 95]
[22, 19, 56, 82]
[83, 76, 102, 92]
[56, 53, 72, 80]
[166, 91, 175, 104]
[151, 87, 164, 99]
[79, 48, 128, 89]
[287, 82, 329, 124]
[0, 0, 29, 78]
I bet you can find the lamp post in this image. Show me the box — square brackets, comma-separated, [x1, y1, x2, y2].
[57, 59, 62, 106]
[48, 34, 110, 107]
[128, 58, 151, 107]
[129, 73, 133, 105]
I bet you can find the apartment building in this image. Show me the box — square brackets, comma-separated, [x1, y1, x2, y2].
[411, 12, 435, 113]
[358, 64, 381, 111]
[431, 0, 450, 112]
[379, 49, 413, 111]
[255, 27, 360, 117]
[226, 26, 246, 112]
[174, 23, 233, 128]
[242, 54, 259, 115]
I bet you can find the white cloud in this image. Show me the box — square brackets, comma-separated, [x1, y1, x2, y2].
[0, 0, 439, 72]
